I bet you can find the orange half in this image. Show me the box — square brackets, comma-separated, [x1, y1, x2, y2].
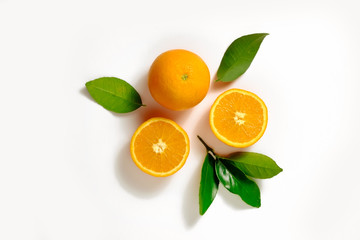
[130, 117, 190, 177]
[209, 89, 268, 148]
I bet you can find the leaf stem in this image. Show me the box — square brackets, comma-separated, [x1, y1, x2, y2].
[197, 136, 217, 161]
[197, 135, 213, 152]
[208, 151, 217, 161]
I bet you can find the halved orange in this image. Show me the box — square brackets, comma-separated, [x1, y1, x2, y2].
[209, 89, 268, 148]
[130, 117, 190, 177]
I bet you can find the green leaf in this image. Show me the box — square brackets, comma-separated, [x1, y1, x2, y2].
[215, 160, 261, 208]
[199, 154, 219, 215]
[216, 33, 268, 82]
[85, 77, 144, 113]
[221, 152, 282, 179]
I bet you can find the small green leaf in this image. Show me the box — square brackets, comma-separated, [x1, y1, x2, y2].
[221, 152, 282, 179]
[199, 154, 219, 215]
[216, 33, 268, 82]
[85, 77, 144, 113]
[215, 160, 261, 208]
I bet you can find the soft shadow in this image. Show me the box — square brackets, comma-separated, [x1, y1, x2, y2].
[219, 179, 263, 210]
[80, 86, 96, 103]
[210, 74, 237, 93]
[134, 72, 194, 125]
[134, 72, 155, 108]
[192, 105, 245, 155]
[111, 72, 193, 198]
[139, 106, 194, 125]
[218, 187, 253, 210]
[182, 163, 202, 228]
[114, 142, 170, 198]
[192, 106, 213, 140]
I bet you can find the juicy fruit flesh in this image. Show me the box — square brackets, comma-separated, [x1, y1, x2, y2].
[131, 118, 189, 177]
[210, 89, 267, 147]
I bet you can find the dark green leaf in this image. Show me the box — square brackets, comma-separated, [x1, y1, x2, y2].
[85, 77, 144, 113]
[221, 152, 282, 179]
[199, 154, 219, 215]
[216, 33, 268, 82]
[215, 160, 261, 208]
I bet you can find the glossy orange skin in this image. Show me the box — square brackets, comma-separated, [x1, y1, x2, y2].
[148, 49, 210, 111]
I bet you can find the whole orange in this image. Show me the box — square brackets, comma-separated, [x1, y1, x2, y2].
[148, 49, 210, 111]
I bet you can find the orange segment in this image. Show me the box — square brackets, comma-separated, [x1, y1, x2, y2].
[130, 117, 190, 177]
[209, 89, 268, 148]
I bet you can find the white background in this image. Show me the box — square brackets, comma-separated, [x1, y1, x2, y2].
[1, 0, 360, 239]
